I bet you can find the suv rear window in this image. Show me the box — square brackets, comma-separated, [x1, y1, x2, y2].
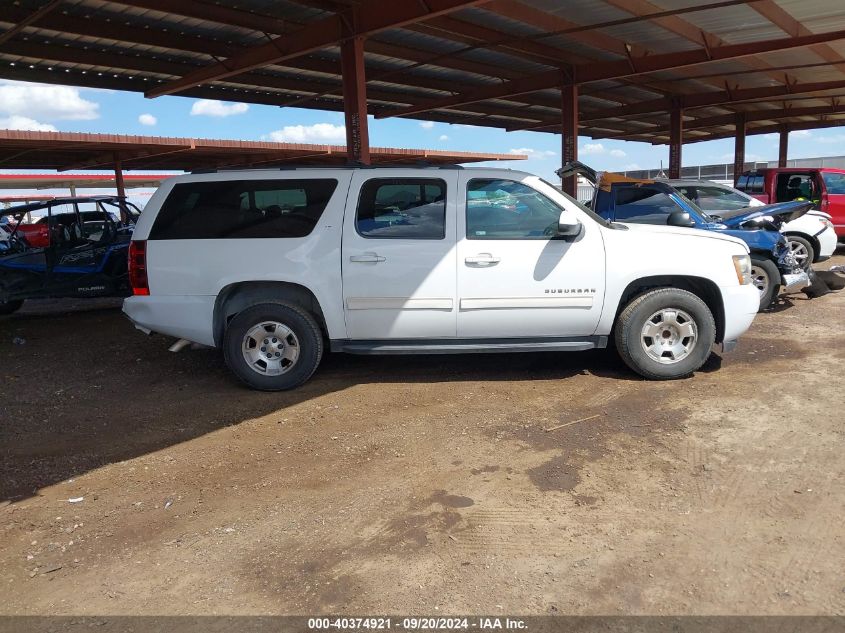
[149, 179, 338, 239]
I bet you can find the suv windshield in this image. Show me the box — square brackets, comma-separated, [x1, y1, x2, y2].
[822, 172, 845, 194]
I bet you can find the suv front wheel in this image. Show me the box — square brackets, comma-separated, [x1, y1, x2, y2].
[614, 288, 716, 380]
[223, 302, 323, 391]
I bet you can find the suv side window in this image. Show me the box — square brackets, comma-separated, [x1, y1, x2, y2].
[149, 179, 338, 239]
[356, 178, 446, 239]
[613, 186, 679, 224]
[466, 179, 561, 239]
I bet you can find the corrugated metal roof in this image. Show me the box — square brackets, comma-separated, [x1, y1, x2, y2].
[1, 0, 844, 144]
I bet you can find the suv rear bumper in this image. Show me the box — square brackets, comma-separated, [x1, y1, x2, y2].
[123, 295, 216, 346]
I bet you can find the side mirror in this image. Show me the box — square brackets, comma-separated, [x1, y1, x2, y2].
[667, 211, 696, 228]
[557, 210, 583, 239]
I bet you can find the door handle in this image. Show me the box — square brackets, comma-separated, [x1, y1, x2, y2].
[350, 252, 386, 263]
[465, 253, 500, 266]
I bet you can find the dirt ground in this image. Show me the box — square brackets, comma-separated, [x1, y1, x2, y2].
[1, 251, 844, 616]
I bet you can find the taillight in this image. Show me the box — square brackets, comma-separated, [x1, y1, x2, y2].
[128, 240, 149, 296]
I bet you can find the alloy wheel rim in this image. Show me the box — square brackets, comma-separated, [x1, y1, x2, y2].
[749, 265, 771, 298]
[241, 321, 300, 376]
[640, 308, 698, 364]
[788, 240, 810, 268]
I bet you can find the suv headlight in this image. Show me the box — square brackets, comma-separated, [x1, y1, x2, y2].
[733, 254, 752, 285]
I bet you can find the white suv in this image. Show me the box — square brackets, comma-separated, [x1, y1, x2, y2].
[124, 166, 760, 390]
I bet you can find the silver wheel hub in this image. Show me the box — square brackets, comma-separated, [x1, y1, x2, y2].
[788, 240, 810, 268]
[241, 321, 300, 376]
[749, 265, 770, 298]
[640, 308, 698, 364]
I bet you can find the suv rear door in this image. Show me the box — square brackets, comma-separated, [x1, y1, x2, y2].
[341, 170, 458, 339]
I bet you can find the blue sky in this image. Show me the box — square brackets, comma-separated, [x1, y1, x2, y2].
[0, 78, 840, 204]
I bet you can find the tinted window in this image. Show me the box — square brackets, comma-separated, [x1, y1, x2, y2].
[356, 178, 445, 239]
[735, 175, 749, 191]
[749, 175, 764, 194]
[822, 172, 845, 194]
[613, 187, 679, 224]
[692, 186, 753, 211]
[150, 179, 338, 239]
[466, 179, 561, 239]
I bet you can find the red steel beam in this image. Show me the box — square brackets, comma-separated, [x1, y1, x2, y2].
[377, 28, 845, 120]
[595, 102, 845, 139]
[341, 35, 370, 165]
[0, 0, 63, 46]
[560, 84, 578, 197]
[668, 105, 683, 179]
[733, 113, 746, 186]
[145, 0, 489, 98]
[778, 125, 789, 167]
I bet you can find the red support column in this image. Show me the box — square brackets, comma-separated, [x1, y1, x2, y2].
[113, 153, 126, 198]
[560, 83, 578, 197]
[778, 125, 789, 167]
[668, 104, 683, 179]
[733, 112, 746, 186]
[340, 35, 370, 165]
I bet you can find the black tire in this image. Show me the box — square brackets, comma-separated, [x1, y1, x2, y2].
[784, 234, 815, 270]
[223, 301, 323, 391]
[750, 256, 780, 311]
[0, 299, 23, 315]
[614, 288, 716, 380]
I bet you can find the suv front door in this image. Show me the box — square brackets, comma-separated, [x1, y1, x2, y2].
[341, 170, 458, 339]
[456, 175, 605, 338]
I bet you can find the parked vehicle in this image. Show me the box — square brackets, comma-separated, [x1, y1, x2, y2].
[123, 166, 760, 390]
[737, 167, 845, 240]
[0, 196, 139, 315]
[672, 179, 838, 269]
[561, 163, 810, 311]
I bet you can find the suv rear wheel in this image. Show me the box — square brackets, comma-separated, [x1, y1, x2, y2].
[615, 288, 715, 380]
[223, 302, 323, 391]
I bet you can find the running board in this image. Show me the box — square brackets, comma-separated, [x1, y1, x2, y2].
[332, 336, 607, 355]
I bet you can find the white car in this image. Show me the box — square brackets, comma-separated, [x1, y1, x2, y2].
[668, 179, 838, 269]
[123, 166, 760, 390]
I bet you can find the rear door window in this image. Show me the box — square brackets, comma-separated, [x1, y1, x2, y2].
[149, 179, 338, 239]
[356, 178, 446, 239]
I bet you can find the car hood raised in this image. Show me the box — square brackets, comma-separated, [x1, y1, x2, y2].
[713, 200, 813, 226]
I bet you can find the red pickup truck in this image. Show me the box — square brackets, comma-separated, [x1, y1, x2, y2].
[738, 167, 845, 240]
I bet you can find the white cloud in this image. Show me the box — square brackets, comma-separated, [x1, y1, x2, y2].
[790, 130, 811, 138]
[138, 113, 157, 126]
[580, 143, 606, 155]
[0, 115, 57, 131]
[268, 122, 346, 143]
[0, 80, 99, 121]
[623, 163, 641, 171]
[509, 147, 556, 159]
[609, 148, 626, 158]
[439, 134, 449, 141]
[419, 121, 435, 129]
[189, 99, 249, 117]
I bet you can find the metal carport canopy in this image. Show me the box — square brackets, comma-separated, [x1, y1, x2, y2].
[2, 0, 845, 181]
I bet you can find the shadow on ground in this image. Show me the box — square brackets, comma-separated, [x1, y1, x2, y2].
[0, 301, 661, 502]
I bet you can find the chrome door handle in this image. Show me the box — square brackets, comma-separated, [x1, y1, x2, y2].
[350, 253, 386, 263]
[465, 253, 500, 266]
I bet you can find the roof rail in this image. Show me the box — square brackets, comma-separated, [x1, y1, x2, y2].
[189, 164, 468, 174]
